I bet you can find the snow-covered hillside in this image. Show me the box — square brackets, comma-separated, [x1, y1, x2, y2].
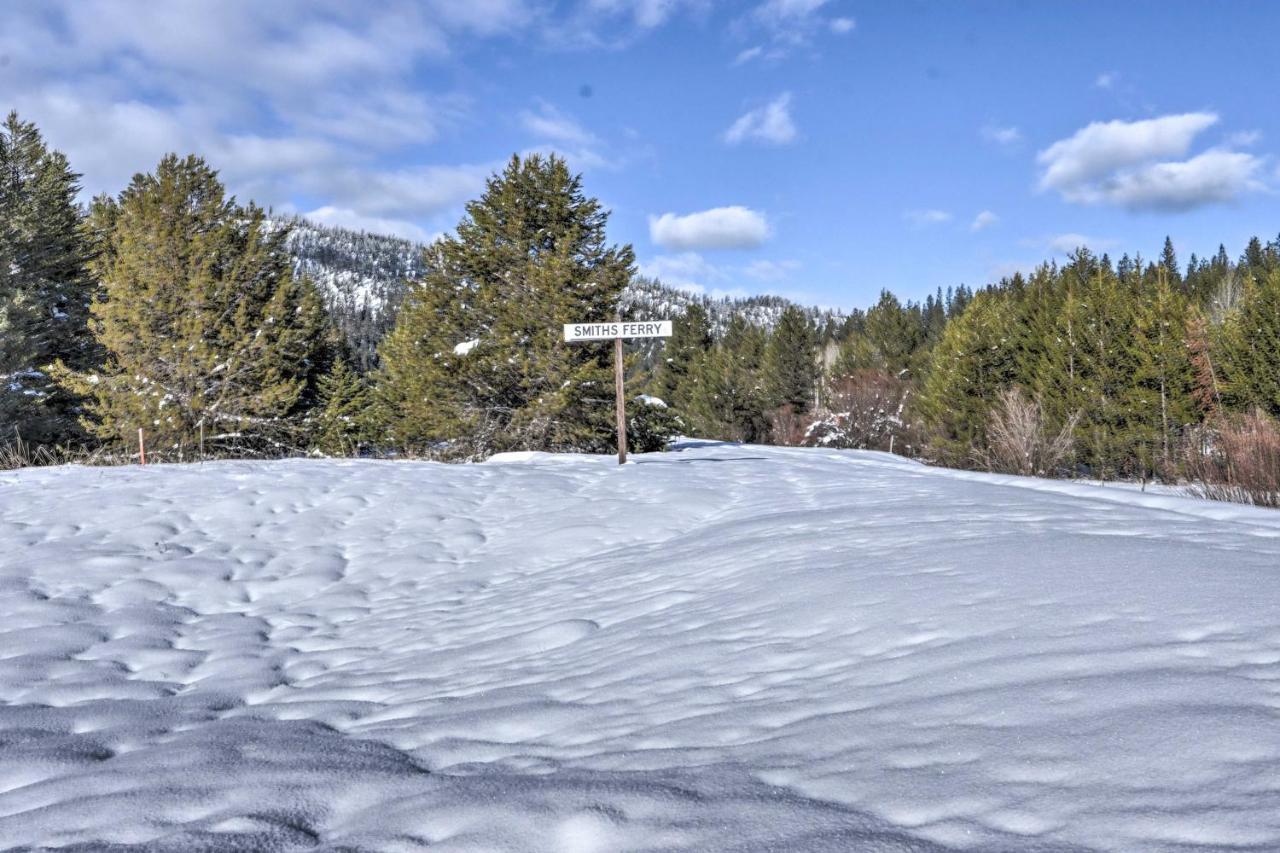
[275, 217, 847, 369]
[2, 445, 1279, 851]
[276, 217, 428, 371]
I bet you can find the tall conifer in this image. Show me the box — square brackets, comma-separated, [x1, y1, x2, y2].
[0, 112, 98, 445]
[55, 155, 332, 457]
[1219, 266, 1280, 418]
[763, 305, 818, 413]
[654, 303, 712, 408]
[376, 154, 635, 458]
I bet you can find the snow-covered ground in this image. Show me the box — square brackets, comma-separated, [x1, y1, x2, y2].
[2, 443, 1279, 852]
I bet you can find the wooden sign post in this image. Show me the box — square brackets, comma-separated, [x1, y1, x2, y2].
[564, 320, 673, 464]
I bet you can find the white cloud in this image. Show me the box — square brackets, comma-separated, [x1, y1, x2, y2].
[553, 0, 708, 47]
[303, 206, 435, 243]
[970, 210, 998, 232]
[649, 206, 771, 251]
[1098, 149, 1266, 211]
[981, 124, 1022, 147]
[743, 258, 801, 281]
[1038, 113, 1266, 210]
[314, 163, 496, 220]
[584, 0, 706, 30]
[989, 260, 1038, 281]
[904, 209, 952, 227]
[1039, 113, 1218, 190]
[520, 101, 598, 147]
[430, 0, 536, 35]
[754, 0, 831, 27]
[1046, 233, 1116, 254]
[638, 252, 729, 293]
[0, 1, 532, 231]
[733, 45, 766, 65]
[1226, 130, 1262, 147]
[735, 0, 845, 57]
[516, 100, 618, 171]
[1095, 71, 1117, 89]
[724, 93, 797, 146]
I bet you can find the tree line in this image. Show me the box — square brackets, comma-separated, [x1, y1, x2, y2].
[1, 113, 645, 462]
[2, 111, 1279, 504]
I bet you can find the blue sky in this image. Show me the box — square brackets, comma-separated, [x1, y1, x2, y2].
[4, 1, 1278, 309]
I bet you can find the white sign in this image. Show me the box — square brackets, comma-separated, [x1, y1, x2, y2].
[563, 320, 673, 342]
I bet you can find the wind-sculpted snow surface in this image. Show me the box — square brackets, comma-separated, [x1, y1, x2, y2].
[1, 444, 1279, 852]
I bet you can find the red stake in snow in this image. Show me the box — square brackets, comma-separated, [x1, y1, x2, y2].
[563, 319, 673, 465]
[138, 427, 147, 466]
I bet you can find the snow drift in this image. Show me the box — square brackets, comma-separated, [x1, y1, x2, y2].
[1, 443, 1278, 851]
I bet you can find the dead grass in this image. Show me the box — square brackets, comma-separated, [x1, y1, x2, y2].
[1184, 409, 1280, 507]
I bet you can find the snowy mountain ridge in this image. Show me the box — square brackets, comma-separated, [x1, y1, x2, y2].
[276, 217, 847, 367]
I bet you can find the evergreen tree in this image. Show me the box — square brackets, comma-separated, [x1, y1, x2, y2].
[311, 359, 374, 456]
[1130, 268, 1195, 474]
[946, 285, 973, 319]
[864, 290, 922, 376]
[684, 316, 770, 442]
[920, 290, 1019, 465]
[653, 303, 711, 409]
[1159, 236, 1181, 289]
[831, 331, 878, 378]
[53, 154, 332, 457]
[763, 305, 817, 413]
[1008, 266, 1061, 388]
[1036, 254, 1149, 477]
[0, 112, 98, 446]
[1243, 237, 1266, 275]
[376, 154, 635, 458]
[1219, 265, 1280, 418]
[923, 288, 948, 344]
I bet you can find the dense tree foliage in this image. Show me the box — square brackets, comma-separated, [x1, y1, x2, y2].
[5, 112, 1280, 498]
[0, 112, 98, 445]
[763, 305, 818, 413]
[53, 155, 335, 457]
[375, 154, 637, 458]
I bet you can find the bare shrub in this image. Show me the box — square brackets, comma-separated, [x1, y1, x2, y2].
[769, 404, 809, 447]
[1184, 409, 1280, 507]
[805, 369, 911, 451]
[983, 386, 1079, 477]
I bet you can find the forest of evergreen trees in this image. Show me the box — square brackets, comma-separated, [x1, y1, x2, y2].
[3, 111, 1279, 505]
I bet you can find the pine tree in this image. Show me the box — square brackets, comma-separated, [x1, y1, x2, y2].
[1244, 237, 1266, 275]
[1037, 255, 1146, 478]
[831, 332, 878, 378]
[53, 154, 333, 458]
[684, 316, 770, 443]
[653, 303, 711, 409]
[864, 290, 922, 376]
[1219, 265, 1280, 418]
[923, 288, 948, 344]
[763, 305, 817, 413]
[1130, 268, 1195, 475]
[920, 290, 1019, 465]
[1159, 236, 1182, 289]
[0, 112, 98, 446]
[311, 359, 374, 456]
[375, 154, 635, 458]
[1008, 265, 1062, 390]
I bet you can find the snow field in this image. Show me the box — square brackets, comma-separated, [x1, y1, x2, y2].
[1, 443, 1279, 851]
